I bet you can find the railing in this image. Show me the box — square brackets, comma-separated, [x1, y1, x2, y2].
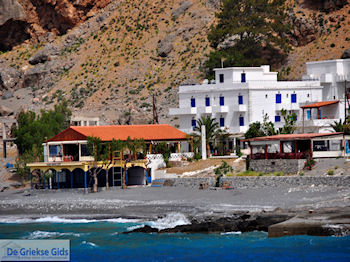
[146, 153, 194, 161]
[252, 152, 309, 160]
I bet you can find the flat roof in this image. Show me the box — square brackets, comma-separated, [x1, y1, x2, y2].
[244, 132, 343, 142]
[300, 100, 339, 109]
[306, 58, 350, 65]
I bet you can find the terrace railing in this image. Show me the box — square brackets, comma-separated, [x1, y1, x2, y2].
[252, 152, 309, 160]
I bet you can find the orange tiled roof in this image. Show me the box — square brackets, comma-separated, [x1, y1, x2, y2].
[244, 132, 343, 142]
[300, 100, 339, 109]
[47, 124, 188, 142]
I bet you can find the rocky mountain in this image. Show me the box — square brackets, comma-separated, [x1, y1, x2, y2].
[0, 0, 349, 125]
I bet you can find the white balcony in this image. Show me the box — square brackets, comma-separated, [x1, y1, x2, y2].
[197, 106, 212, 114]
[299, 118, 339, 127]
[239, 126, 248, 133]
[212, 106, 229, 113]
[169, 107, 197, 115]
[320, 73, 333, 83]
[238, 104, 247, 112]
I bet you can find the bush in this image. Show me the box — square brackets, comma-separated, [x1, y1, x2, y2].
[299, 171, 304, 176]
[327, 169, 334, 176]
[273, 171, 284, 176]
[215, 161, 234, 175]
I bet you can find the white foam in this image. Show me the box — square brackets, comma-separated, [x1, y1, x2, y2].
[220, 231, 242, 235]
[147, 213, 190, 230]
[0, 216, 141, 224]
[126, 225, 145, 231]
[28, 230, 81, 239]
[82, 241, 98, 247]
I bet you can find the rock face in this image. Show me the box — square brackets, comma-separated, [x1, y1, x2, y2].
[0, 0, 111, 51]
[287, 12, 317, 47]
[172, 1, 193, 20]
[157, 34, 176, 57]
[341, 48, 350, 59]
[0, 105, 14, 116]
[29, 43, 59, 65]
[0, 65, 22, 90]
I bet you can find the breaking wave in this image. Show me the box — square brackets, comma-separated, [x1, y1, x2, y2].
[0, 216, 141, 224]
[147, 213, 191, 230]
[27, 230, 81, 239]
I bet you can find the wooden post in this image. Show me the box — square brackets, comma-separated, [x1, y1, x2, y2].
[177, 143, 180, 153]
[302, 108, 305, 133]
[149, 143, 152, 154]
[310, 140, 313, 158]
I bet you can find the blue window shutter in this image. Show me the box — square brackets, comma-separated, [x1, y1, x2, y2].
[191, 98, 196, 107]
[318, 109, 321, 119]
[307, 110, 311, 120]
[220, 117, 225, 127]
[192, 119, 196, 127]
[291, 94, 297, 103]
[205, 97, 210, 106]
[238, 95, 243, 105]
[239, 117, 244, 126]
[275, 116, 281, 122]
[220, 96, 224, 106]
[276, 94, 281, 104]
[241, 73, 246, 83]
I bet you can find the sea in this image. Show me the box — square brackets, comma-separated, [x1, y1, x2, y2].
[0, 213, 349, 262]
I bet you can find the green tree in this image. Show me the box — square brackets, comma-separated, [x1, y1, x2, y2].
[330, 119, 344, 132]
[245, 114, 276, 139]
[204, 0, 290, 79]
[194, 116, 222, 157]
[278, 109, 297, 134]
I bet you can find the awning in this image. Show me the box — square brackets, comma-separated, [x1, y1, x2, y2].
[300, 100, 339, 109]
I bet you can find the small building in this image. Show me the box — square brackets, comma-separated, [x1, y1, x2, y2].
[27, 124, 189, 191]
[70, 116, 100, 126]
[244, 132, 345, 174]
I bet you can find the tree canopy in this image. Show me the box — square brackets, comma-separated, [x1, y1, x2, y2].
[13, 101, 72, 156]
[204, 0, 291, 79]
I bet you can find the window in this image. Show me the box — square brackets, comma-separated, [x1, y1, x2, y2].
[286, 94, 289, 98]
[49, 145, 62, 157]
[219, 96, 224, 106]
[191, 119, 196, 131]
[81, 144, 92, 157]
[191, 98, 196, 107]
[238, 95, 243, 105]
[265, 94, 268, 98]
[275, 116, 281, 122]
[239, 116, 244, 126]
[205, 97, 210, 107]
[219, 74, 224, 83]
[220, 117, 225, 127]
[307, 110, 311, 120]
[241, 73, 246, 83]
[291, 94, 297, 103]
[276, 94, 282, 104]
[307, 93, 310, 98]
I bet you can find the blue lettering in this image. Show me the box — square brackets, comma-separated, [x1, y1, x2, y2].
[7, 248, 18, 256]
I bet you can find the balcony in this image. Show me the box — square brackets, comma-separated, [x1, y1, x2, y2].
[298, 118, 338, 127]
[197, 106, 212, 114]
[212, 105, 229, 113]
[238, 104, 247, 112]
[169, 107, 197, 115]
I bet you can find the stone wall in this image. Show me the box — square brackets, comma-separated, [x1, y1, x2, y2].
[163, 176, 350, 189]
[249, 159, 305, 174]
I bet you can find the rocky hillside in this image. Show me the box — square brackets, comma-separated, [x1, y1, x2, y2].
[0, 0, 350, 125]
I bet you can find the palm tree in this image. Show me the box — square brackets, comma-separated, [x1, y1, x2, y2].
[194, 116, 222, 157]
[330, 119, 344, 132]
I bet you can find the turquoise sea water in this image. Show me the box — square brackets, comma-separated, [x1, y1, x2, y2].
[0, 217, 349, 262]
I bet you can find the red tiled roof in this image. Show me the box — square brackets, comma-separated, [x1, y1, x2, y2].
[244, 132, 343, 142]
[300, 100, 339, 109]
[47, 124, 188, 142]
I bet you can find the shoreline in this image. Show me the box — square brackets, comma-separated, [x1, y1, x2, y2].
[0, 182, 349, 237]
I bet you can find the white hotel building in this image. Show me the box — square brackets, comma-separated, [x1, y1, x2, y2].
[169, 59, 350, 144]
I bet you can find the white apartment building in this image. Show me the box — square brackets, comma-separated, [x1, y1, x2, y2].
[169, 65, 323, 138]
[301, 58, 350, 132]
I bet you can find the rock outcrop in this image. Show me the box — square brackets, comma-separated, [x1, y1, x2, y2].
[0, 0, 111, 51]
[341, 48, 350, 59]
[287, 12, 317, 47]
[0, 65, 22, 90]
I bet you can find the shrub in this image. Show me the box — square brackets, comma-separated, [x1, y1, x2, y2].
[273, 171, 284, 176]
[214, 161, 234, 175]
[299, 171, 304, 176]
[327, 169, 334, 176]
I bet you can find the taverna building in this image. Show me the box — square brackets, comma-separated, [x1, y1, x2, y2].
[169, 59, 350, 147]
